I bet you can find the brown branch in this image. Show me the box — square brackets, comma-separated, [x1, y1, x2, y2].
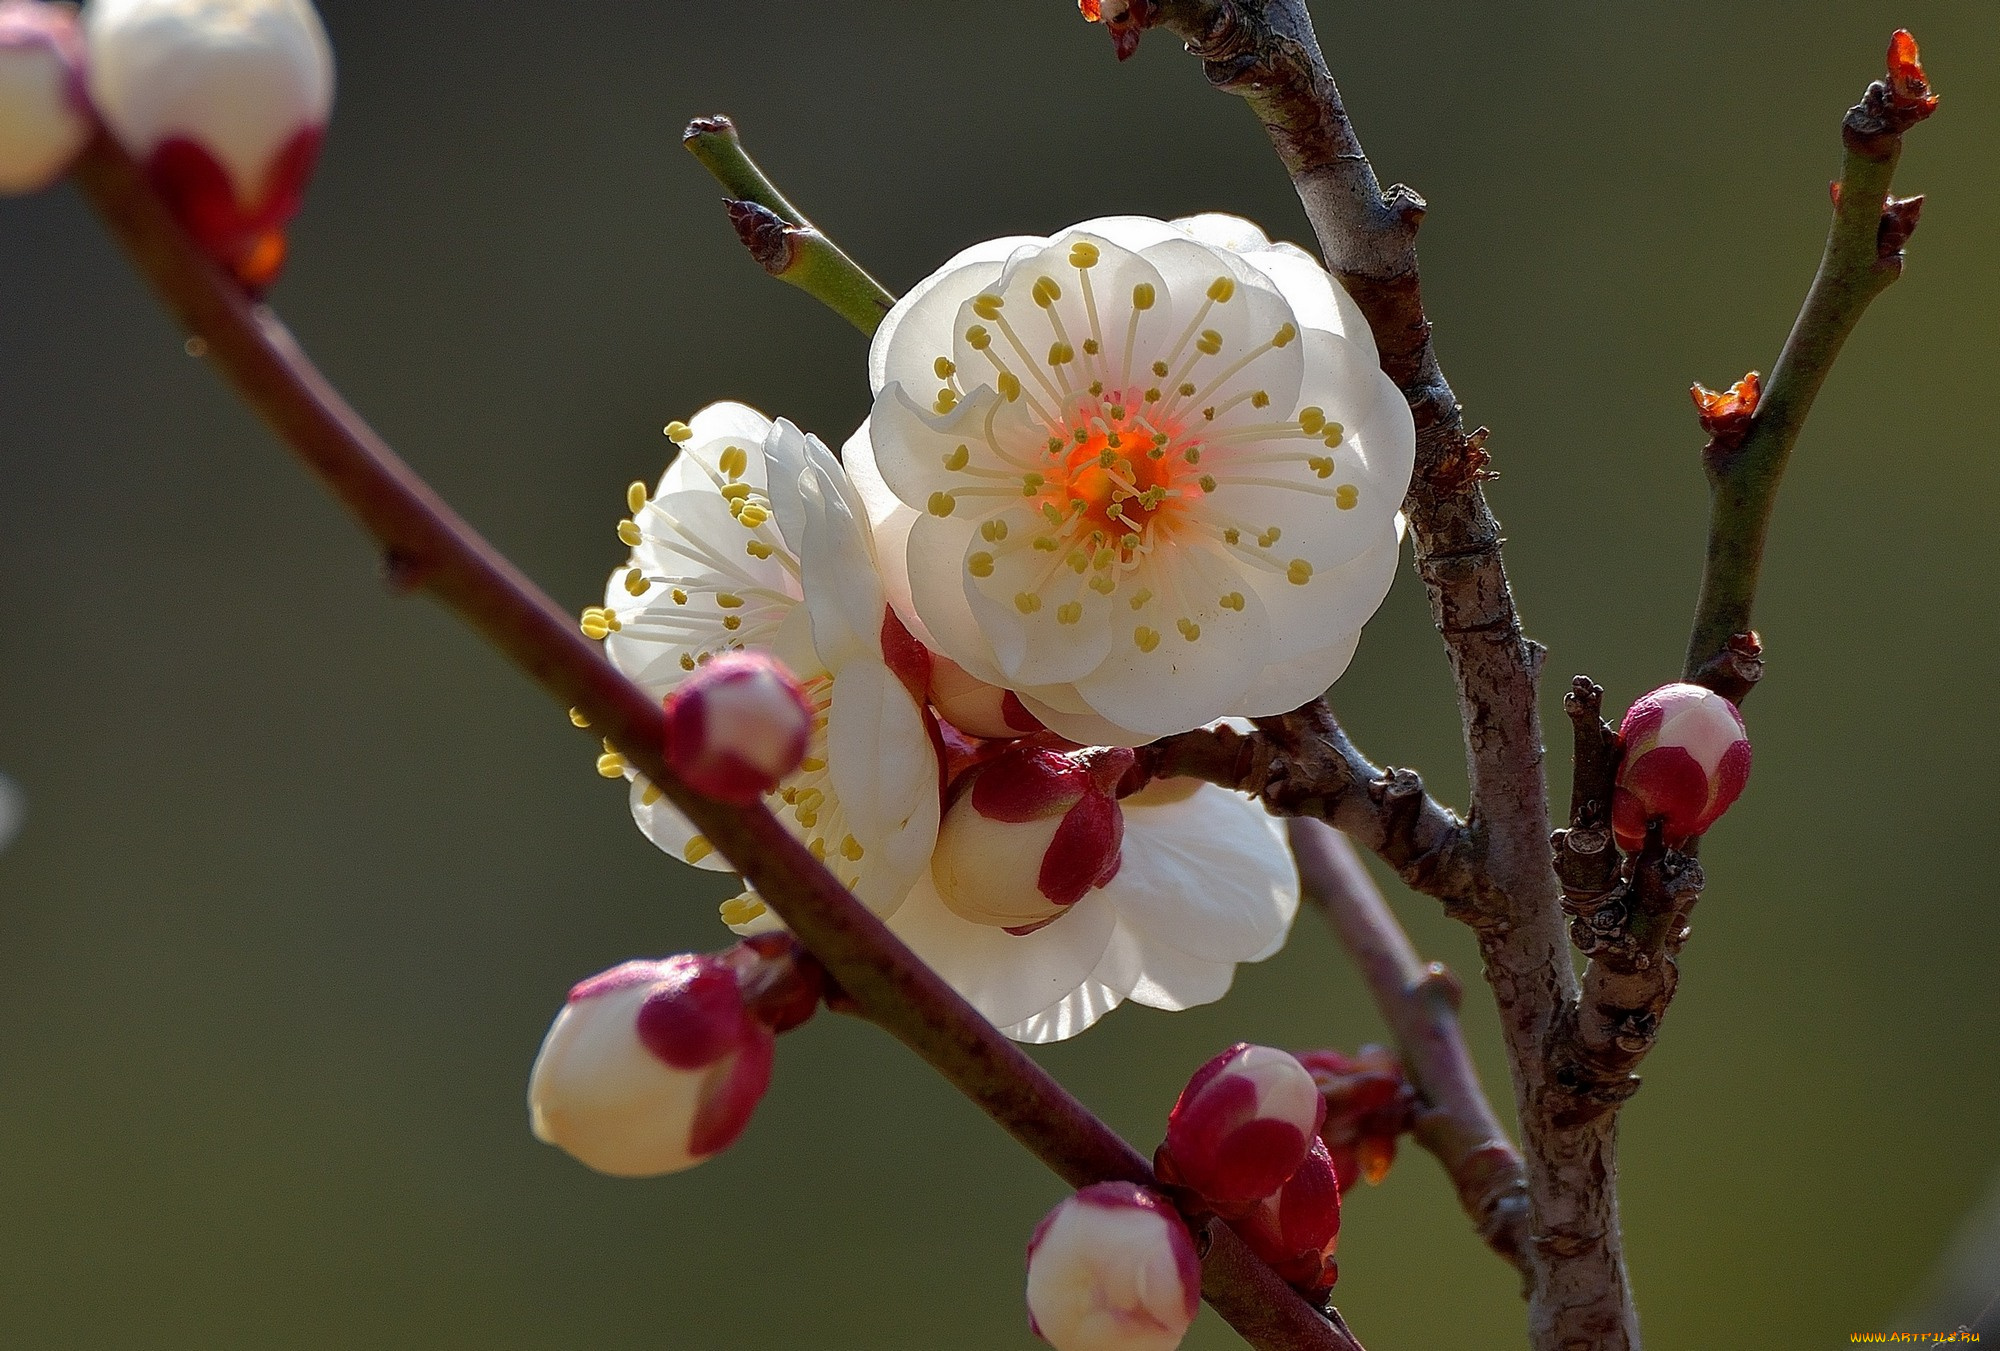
[1551, 676, 1622, 909]
[66, 128, 1361, 1351]
[1131, 4, 1628, 1345]
[1142, 703, 1476, 912]
[1287, 820, 1531, 1278]
[1684, 32, 1937, 698]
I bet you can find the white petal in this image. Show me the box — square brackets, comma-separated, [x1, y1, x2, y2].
[796, 461, 887, 672]
[1239, 243, 1376, 358]
[628, 777, 734, 873]
[869, 236, 1039, 396]
[823, 662, 940, 914]
[1233, 627, 1364, 719]
[1169, 212, 1275, 253]
[1100, 784, 1298, 963]
[903, 510, 1008, 685]
[888, 872, 1119, 1031]
[1014, 692, 1150, 750]
[1124, 940, 1238, 1013]
[657, 401, 776, 500]
[1001, 922, 1148, 1043]
[1233, 514, 1401, 677]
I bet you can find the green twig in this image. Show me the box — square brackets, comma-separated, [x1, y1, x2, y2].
[683, 115, 895, 335]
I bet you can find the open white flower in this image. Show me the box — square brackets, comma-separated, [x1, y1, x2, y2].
[889, 774, 1298, 1043]
[592, 403, 940, 929]
[846, 213, 1415, 746]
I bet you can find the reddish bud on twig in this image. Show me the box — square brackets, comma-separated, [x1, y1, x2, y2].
[1159, 1044, 1325, 1209]
[1611, 683, 1752, 852]
[1690, 372, 1761, 454]
[662, 650, 813, 805]
[1885, 30, 1939, 122]
[1235, 1139, 1342, 1300]
[1878, 194, 1925, 259]
[1077, 0, 1153, 62]
[724, 198, 798, 275]
[1296, 1047, 1417, 1193]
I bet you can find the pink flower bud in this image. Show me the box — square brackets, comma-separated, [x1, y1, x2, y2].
[928, 653, 1045, 740]
[1158, 1044, 1325, 1208]
[85, 0, 333, 290]
[0, 1, 90, 195]
[527, 954, 773, 1177]
[1235, 1138, 1341, 1297]
[1026, 1182, 1200, 1351]
[662, 650, 813, 805]
[932, 741, 1131, 932]
[1611, 682, 1751, 851]
[1295, 1047, 1414, 1193]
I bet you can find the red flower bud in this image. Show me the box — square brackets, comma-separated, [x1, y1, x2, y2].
[1295, 1046, 1416, 1193]
[1158, 1043, 1325, 1208]
[1611, 682, 1752, 851]
[662, 650, 813, 805]
[1235, 1137, 1342, 1297]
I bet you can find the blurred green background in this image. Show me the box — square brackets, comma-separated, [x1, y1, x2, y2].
[2, 2, 1994, 1347]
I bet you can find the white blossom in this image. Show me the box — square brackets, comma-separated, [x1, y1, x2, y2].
[847, 213, 1414, 745]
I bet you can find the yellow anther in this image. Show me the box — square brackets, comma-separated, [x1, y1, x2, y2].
[1144, 387, 1161, 403]
[997, 371, 1021, 402]
[807, 837, 828, 861]
[934, 388, 959, 415]
[935, 356, 957, 380]
[1272, 322, 1298, 348]
[1223, 527, 1241, 545]
[714, 592, 743, 609]
[568, 706, 590, 728]
[718, 445, 748, 480]
[1323, 423, 1346, 447]
[1083, 339, 1101, 356]
[796, 810, 819, 829]
[580, 608, 612, 641]
[616, 519, 642, 547]
[1251, 390, 1271, 409]
[1131, 283, 1156, 311]
[1195, 329, 1223, 356]
[1199, 474, 1218, 493]
[1220, 591, 1245, 611]
[981, 518, 1009, 542]
[1069, 241, 1100, 268]
[1129, 587, 1153, 610]
[1264, 526, 1283, 544]
[1336, 484, 1360, 510]
[1202, 407, 1216, 422]
[1057, 602, 1083, 625]
[1134, 626, 1161, 653]
[596, 752, 626, 779]
[1121, 532, 1141, 551]
[1308, 455, 1335, 478]
[1048, 341, 1075, 366]
[664, 420, 693, 442]
[680, 653, 696, 671]
[973, 294, 1005, 320]
[1023, 471, 1045, 492]
[1033, 536, 1060, 552]
[1152, 360, 1170, 378]
[1178, 382, 1196, 397]
[968, 552, 995, 578]
[1206, 276, 1236, 303]
[799, 757, 826, 773]
[738, 505, 769, 527]
[1089, 380, 1105, 396]
[943, 444, 970, 471]
[627, 481, 648, 513]
[722, 615, 742, 631]
[720, 482, 754, 501]
[796, 788, 825, 812]
[719, 895, 767, 927]
[1093, 548, 1115, 570]
[1287, 559, 1314, 585]
[1299, 406, 1326, 435]
[1032, 276, 1062, 308]
[966, 324, 992, 350]
[1178, 618, 1202, 641]
[747, 540, 773, 559]
[1068, 550, 1090, 574]
[625, 569, 651, 596]
[839, 834, 865, 861]
[1015, 592, 1043, 615]
[1089, 574, 1116, 595]
[685, 836, 713, 864]
[671, 588, 688, 604]
[928, 491, 957, 517]
[640, 782, 664, 806]
[1042, 502, 1065, 525]
[1184, 446, 1201, 464]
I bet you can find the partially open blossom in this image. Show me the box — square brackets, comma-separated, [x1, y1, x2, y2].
[848, 213, 1414, 746]
[891, 774, 1299, 1042]
[528, 954, 773, 1178]
[662, 649, 813, 804]
[1296, 1046, 1416, 1193]
[1612, 682, 1751, 851]
[1026, 1182, 1199, 1351]
[1235, 1137, 1342, 1296]
[85, 0, 333, 289]
[1158, 1042, 1324, 1207]
[0, 1, 89, 195]
[931, 740, 1131, 933]
[595, 404, 939, 929]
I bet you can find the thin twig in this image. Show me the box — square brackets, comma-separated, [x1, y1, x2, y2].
[682, 115, 895, 335]
[1125, 6, 1626, 1344]
[1287, 819, 1531, 1278]
[1683, 33, 1937, 695]
[68, 128, 1359, 1351]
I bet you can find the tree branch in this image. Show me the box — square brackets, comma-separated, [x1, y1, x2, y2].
[1287, 819, 1530, 1278]
[682, 115, 895, 335]
[68, 128, 1358, 1351]
[1683, 33, 1937, 697]
[1128, 4, 1629, 1345]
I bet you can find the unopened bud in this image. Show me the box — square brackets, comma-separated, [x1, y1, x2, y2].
[932, 741, 1131, 932]
[1235, 1138, 1342, 1297]
[527, 954, 773, 1177]
[86, 0, 334, 290]
[662, 650, 813, 805]
[0, 1, 90, 195]
[1026, 1182, 1199, 1351]
[1612, 682, 1751, 851]
[1158, 1043, 1324, 1208]
[928, 654, 1044, 739]
[1295, 1046, 1416, 1193]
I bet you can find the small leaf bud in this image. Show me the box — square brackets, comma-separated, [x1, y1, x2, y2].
[1158, 1043, 1325, 1208]
[1611, 682, 1752, 851]
[662, 650, 813, 805]
[0, 1, 90, 196]
[1026, 1182, 1199, 1351]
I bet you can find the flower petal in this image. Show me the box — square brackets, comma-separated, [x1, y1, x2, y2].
[869, 236, 1038, 397]
[823, 660, 941, 915]
[1100, 783, 1298, 964]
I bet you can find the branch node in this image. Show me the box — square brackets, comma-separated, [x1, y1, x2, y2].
[723, 199, 798, 275]
[1691, 630, 1765, 702]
